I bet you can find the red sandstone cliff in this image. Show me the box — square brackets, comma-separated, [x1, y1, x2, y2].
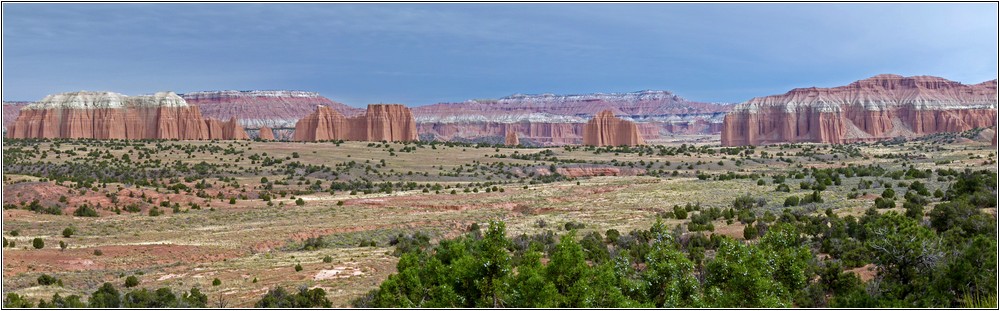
[221, 117, 250, 140]
[258, 126, 275, 140]
[7, 91, 249, 140]
[583, 110, 646, 146]
[721, 75, 998, 146]
[2, 101, 31, 134]
[292, 104, 418, 142]
[505, 131, 520, 146]
[362, 104, 419, 142]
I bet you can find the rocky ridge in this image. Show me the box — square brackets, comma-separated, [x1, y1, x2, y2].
[7, 91, 249, 140]
[413, 90, 732, 144]
[181, 90, 362, 129]
[721, 75, 998, 146]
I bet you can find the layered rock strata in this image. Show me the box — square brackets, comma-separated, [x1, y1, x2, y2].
[721, 75, 998, 146]
[7, 91, 248, 140]
[413, 90, 732, 144]
[182, 90, 362, 129]
[583, 110, 646, 146]
[292, 104, 418, 142]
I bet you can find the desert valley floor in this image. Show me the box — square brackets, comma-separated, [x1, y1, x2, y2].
[2, 132, 997, 307]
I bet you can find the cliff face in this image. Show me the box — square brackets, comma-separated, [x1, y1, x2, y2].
[505, 131, 519, 146]
[221, 117, 250, 140]
[258, 126, 275, 140]
[7, 89, 733, 142]
[182, 90, 363, 129]
[7, 91, 249, 140]
[292, 104, 418, 142]
[583, 110, 646, 146]
[2, 101, 32, 134]
[362, 104, 419, 142]
[721, 75, 999, 146]
[412, 90, 732, 144]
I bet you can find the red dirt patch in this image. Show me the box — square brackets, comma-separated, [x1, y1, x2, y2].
[2, 244, 241, 277]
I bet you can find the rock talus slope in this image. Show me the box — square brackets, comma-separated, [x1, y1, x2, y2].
[583, 110, 646, 146]
[721, 75, 998, 146]
[7, 91, 249, 140]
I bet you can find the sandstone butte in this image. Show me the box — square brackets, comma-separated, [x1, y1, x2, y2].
[7, 91, 249, 140]
[505, 131, 520, 146]
[258, 126, 276, 140]
[292, 104, 418, 142]
[721, 74, 999, 146]
[582, 110, 646, 146]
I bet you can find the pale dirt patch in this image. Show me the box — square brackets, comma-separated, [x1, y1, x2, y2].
[848, 263, 878, 283]
[313, 267, 363, 280]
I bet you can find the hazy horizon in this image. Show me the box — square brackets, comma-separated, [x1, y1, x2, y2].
[3, 3, 997, 107]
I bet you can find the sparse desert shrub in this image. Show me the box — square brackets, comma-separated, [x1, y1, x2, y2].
[784, 196, 800, 207]
[73, 205, 99, 217]
[563, 221, 585, 231]
[743, 224, 758, 240]
[874, 197, 895, 209]
[301, 236, 324, 251]
[32, 238, 44, 249]
[776, 183, 791, 192]
[390, 232, 431, 256]
[882, 188, 896, 199]
[124, 276, 140, 288]
[255, 286, 331, 308]
[37, 274, 61, 286]
[673, 205, 688, 219]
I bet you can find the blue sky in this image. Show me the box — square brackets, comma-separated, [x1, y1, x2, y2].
[3, 3, 997, 107]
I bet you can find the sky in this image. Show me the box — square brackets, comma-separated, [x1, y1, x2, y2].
[2, 3, 998, 107]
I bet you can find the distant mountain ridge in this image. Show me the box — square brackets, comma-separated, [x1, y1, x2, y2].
[180, 90, 363, 129]
[5, 88, 731, 143]
[721, 74, 998, 146]
[412, 90, 733, 124]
